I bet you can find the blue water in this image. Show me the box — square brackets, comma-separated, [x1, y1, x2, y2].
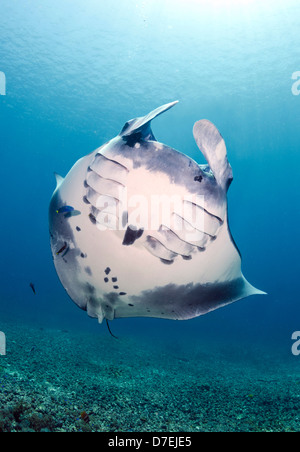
[0, 0, 299, 376]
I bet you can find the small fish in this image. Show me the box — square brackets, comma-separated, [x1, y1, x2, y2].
[64, 209, 81, 218]
[80, 411, 90, 423]
[56, 242, 68, 255]
[29, 282, 36, 295]
[56, 206, 74, 214]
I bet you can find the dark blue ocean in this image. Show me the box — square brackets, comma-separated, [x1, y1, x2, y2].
[0, 0, 300, 433]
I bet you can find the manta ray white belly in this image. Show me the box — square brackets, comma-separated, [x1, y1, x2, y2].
[49, 101, 265, 323]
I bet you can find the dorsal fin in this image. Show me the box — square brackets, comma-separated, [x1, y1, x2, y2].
[54, 172, 64, 190]
[120, 101, 178, 142]
[193, 120, 233, 191]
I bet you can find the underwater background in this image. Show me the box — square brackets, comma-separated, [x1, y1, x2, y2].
[0, 0, 300, 432]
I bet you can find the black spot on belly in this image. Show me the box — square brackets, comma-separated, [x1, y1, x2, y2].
[105, 267, 111, 275]
[113, 285, 119, 289]
[128, 303, 134, 307]
[119, 292, 126, 296]
[85, 267, 92, 276]
[80, 253, 86, 258]
[104, 277, 109, 283]
[112, 277, 118, 282]
[194, 175, 203, 183]
[122, 225, 144, 246]
[76, 226, 81, 232]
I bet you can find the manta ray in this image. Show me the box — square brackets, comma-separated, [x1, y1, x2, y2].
[49, 101, 265, 324]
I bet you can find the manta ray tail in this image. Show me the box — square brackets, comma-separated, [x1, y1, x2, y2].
[106, 319, 118, 339]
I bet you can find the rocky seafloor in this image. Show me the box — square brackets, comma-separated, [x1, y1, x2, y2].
[0, 317, 300, 432]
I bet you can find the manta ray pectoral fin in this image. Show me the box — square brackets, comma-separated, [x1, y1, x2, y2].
[242, 276, 267, 298]
[120, 100, 179, 142]
[54, 172, 64, 190]
[193, 120, 233, 191]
